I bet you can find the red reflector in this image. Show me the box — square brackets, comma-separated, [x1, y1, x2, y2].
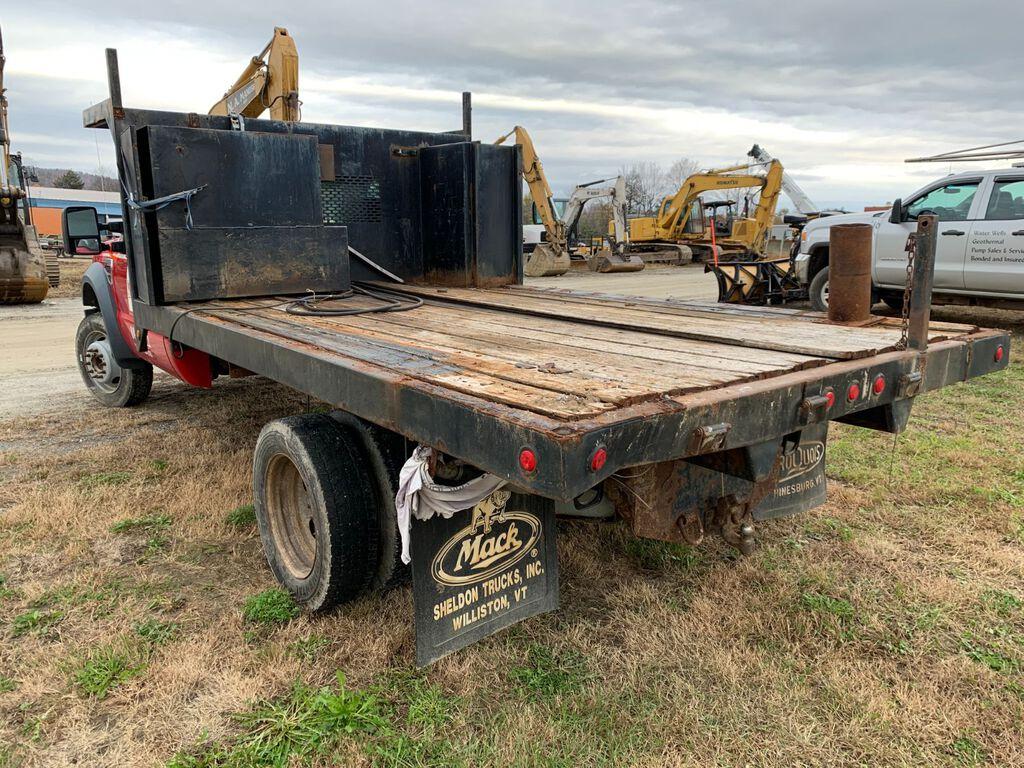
[824, 390, 836, 409]
[995, 346, 1005, 363]
[873, 375, 886, 395]
[847, 383, 860, 402]
[590, 447, 607, 472]
[519, 449, 537, 472]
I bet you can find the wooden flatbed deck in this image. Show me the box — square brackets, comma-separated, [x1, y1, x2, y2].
[161, 284, 978, 421]
[140, 283, 1006, 499]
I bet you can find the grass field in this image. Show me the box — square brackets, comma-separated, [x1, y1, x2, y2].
[1, 307, 1022, 767]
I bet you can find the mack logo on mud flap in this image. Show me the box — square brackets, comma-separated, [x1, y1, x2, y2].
[411, 490, 559, 667]
[431, 491, 540, 587]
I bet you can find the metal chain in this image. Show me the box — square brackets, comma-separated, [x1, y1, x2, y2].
[897, 232, 916, 350]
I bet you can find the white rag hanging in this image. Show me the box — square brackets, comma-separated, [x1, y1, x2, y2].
[395, 446, 507, 564]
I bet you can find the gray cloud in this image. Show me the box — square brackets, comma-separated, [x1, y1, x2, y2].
[5, 0, 1021, 209]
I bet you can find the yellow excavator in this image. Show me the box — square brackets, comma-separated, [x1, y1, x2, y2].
[210, 27, 300, 122]
[0, 24, 54, 304]
[622, 159, 784, 263]
[495, 126, 643, 276]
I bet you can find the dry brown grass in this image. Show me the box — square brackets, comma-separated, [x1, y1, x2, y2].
[0, 308, 1022, 767]
[47, 260, 90, 300]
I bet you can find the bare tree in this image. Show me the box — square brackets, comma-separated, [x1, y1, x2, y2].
[662, 156, 701, 193]
[619, 162, 666, 216]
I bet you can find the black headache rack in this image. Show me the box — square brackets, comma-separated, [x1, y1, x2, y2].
[86, 51, 522, 307]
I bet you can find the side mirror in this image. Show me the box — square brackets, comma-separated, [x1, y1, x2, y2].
[62, 206, 101, 256]
[888, 198, 903, 224]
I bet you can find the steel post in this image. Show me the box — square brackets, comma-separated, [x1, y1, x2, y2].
[462, 92, 472, 138]
[908, 214, 937, 351]
[827, 223, 872, 324]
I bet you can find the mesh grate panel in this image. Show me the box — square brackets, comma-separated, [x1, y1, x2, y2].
[321, 176, 383, 224]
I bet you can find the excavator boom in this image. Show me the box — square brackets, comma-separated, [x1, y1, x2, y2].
[209, 28, 300, 121]
[494, 126, 570, 277]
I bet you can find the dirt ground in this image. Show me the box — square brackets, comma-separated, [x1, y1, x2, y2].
[0, 263, 1021, 767]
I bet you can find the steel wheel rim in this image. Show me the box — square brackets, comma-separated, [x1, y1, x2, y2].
[80, 327, 121, 394]
[265, 453, 318, 579]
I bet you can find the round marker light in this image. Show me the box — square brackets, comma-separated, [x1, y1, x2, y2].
[589, 447, 608, 472]
[519, 448, 537, 473]
[824, 390, 836, 409]
[873, 375, 886, 395]
[995, 345, 1005, 363]
[847, 383, 860, 402]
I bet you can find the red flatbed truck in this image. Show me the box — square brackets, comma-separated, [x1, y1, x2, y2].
[64, 50, 1010, 664]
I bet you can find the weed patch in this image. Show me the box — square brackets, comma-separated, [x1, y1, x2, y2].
[226, 503, 256, 528]
[168, 672, 384, 767]
[11, 609, 63, 637]
[110, 513, 172, 534]
[79, 470, 133, 488]
[72, 642, 147, 699]
[135, 618, 180, 646]
[243, 589, 298, 626]
[509, 643, 590, 699]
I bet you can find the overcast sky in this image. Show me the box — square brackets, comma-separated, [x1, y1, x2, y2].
[3, 1, 1020, 210]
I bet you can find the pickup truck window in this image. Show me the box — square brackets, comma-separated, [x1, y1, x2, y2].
[985, 179, 1024, 220]
[907, 181, 979, 222]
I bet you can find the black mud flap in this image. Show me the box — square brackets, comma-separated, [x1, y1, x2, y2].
[411, 490, 559, 666]
[753, 421, 828, 520]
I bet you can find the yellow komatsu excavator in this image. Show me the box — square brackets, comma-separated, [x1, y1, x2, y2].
[495, 126, 643, 276]
[210, 27, 300, 122]
[623, 159, 784, 263]
[0, 24, 53, 304]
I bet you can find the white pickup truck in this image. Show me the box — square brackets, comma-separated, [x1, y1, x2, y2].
[795, 168, 1024, 311]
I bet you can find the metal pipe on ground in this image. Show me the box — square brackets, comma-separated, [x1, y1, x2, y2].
[827, 223, 872, 324]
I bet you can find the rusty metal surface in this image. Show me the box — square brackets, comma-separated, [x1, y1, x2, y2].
[828, 223, 873, 324]
[908, 215, 937, 352]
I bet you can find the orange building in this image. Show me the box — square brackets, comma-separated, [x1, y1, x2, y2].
[26, 186, 122, 236]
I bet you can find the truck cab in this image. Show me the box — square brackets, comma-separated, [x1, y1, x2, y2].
[795, 169, 1024, 311]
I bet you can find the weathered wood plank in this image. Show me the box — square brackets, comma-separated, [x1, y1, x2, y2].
[393, 284, 906, 359]
[398, 303, 824, 373]
[198, 306, 616, 419]
[316, 311, 737, 397]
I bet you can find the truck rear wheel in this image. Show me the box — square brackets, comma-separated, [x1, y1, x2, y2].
[253, 414, 381, 611]
[809, 266, 829, 312]
[75, 313, 152, 407]
[329, 411, 408, 590]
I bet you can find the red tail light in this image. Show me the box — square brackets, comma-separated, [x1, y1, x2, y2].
[995, 346, 1005, 363]
[847, 383, 860, 402]
[872, 375, 886, 395]
[518, 449, 537, 473]
[589, 447, 607, 472]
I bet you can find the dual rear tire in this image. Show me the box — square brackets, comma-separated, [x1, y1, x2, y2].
[252, 412, 406, 612]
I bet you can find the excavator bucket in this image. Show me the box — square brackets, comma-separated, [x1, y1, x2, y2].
[0, 221, 49, 304]
[588, 248, 645, 273]
[524, 243, 571, 277]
